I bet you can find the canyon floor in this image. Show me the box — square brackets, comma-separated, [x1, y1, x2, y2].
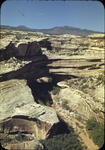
[0, 27, 104, 150]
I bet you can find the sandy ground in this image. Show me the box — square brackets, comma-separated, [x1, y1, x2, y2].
[52, 103, 99, 150]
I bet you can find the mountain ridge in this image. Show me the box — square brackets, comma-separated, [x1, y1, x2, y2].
[1, 25, 103, 36]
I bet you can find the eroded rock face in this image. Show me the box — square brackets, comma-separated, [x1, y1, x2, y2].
[57, 86, 104, 120]
[17, 43, 28, 57]
[1, 41, 42, 59]
[1, 118, 52, 140]
[0, 79, 59, 140]
[24, 42, 42, 57]
[0, 28, 104, 149]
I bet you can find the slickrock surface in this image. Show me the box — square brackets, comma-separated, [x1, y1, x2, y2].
[0, 79, 59, 141]
[58, 87, 104, 119]
[0, 27, 104, 150]
[0, 79, 58, 124]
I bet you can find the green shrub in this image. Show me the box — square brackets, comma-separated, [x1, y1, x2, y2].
[16, 34, 22, 40]
[15, 132, 28, 142]
[52, 86, 60, 95]
[86, 118, 104, 148]
[62, 100, 72, 112]
[96, 74, 105, 86]
[62, 100, 69, 110]
[15, 132, 23, 141]
[2, 136, 12, 143]
[40, 132, 83, 150]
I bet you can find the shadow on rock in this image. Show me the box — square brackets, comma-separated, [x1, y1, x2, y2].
[0, 41, 55, 106]
[39, 38, 52, 51]
[0, 41, 78, 106]
[0, 41, 42, 61]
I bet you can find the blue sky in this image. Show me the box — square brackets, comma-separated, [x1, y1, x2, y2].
[1, 0, 104, 32]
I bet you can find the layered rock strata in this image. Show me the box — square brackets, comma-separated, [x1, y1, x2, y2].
[0, 79, 59, 137]
[0, 28, 104, 149]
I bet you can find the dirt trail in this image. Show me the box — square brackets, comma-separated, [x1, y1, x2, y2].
[56, 108, 99, 150]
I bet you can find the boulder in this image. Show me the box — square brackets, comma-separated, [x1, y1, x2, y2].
[57, 81, 69, 88]
[36, 76, 52, 83]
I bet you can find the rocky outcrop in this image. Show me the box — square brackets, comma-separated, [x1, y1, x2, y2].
[39, 38, 52, 50]
[0, 28, 104, 149]
[0, 41, 50, 80]
[0, 41, 42, 60]
[58, 88, 98, 119]
[0, 79, 59, 141]
[37, 33, 104, 78]
[57, 81, 69, 88]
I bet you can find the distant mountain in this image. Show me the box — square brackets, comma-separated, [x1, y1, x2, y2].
[36, 26, 102, 36]
[15, 25, 31, 30]
[1, 25, 102, 36]
[1, 25, 31, 31]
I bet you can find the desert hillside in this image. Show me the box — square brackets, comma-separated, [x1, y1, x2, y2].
[0, 27, 104, 150]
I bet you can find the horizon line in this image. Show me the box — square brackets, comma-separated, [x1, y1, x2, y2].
[0, 24, 104, 33]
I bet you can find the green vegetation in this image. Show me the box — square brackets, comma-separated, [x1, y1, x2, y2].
[76, 116, 83, 122]
[68, 76, 97, 94]
[96, 74, 105, 86]
[40, 132, 83, 150]
[79, 42, 89, 47]
[52, 86, 60, 95]
[62, 100, 69, 110]
[75, 122, 84, 129]
[15, 132, 23, 141]
[1, 136, 12, 143]
[79, 76, 96, 92]
[40, 119, 85, 150]
[16, 34, 23, 40]
[86, 118, 104, 148]
[80, 84, 88, 92]
[15, 132, 29, 142]
[62, 100, 72, 112]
